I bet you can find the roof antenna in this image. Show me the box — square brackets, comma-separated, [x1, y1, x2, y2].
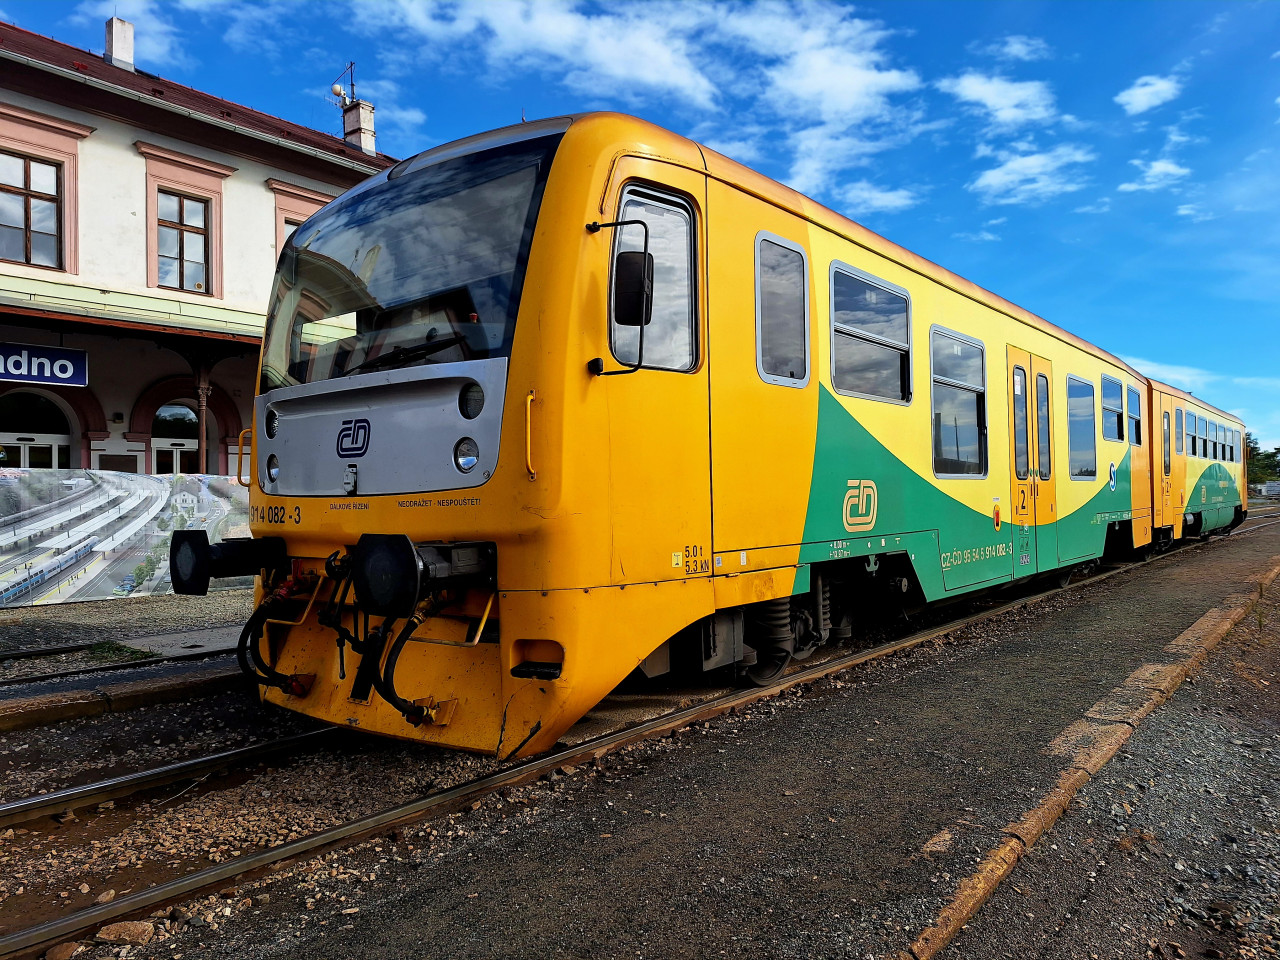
[327, 61, 356, 109]
[521, 107, 527, 123]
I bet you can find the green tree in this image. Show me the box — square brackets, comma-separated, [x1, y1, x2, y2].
[173, 512, 188, 530]
[1245, 432, 1279, 483]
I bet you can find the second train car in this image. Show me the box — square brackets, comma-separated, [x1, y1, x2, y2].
[172, 113, 1248, 757]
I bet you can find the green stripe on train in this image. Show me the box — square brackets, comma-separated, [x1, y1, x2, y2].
[800, 386, 1134, 602]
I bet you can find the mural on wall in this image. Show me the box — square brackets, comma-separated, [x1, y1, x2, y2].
[0, 469, 250, 607]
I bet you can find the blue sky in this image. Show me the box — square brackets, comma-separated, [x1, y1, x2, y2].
[5, 0, 1279, 447]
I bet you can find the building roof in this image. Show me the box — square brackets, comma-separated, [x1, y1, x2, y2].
[0, 20, 396, 185]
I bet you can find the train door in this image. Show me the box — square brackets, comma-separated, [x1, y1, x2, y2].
[1155, 393, 1173, 530]
[599, 159, 712, 585]
[1167, 396, 1187, 538]
[1006, 348, 1056, 576]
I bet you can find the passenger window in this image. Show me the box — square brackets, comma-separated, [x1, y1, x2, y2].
[1036, 373, 1051, 480]
[830, 266, 910, 402]
[1102, 376, 1124, 442]
[1198, 416, 1208, 458]
[1234, 429, 1241, 462]
[1211, 422, 1219, 460]
[1175, 408, 1184, 454]
[1163, 412, 1171, 476]
[756, 234, 808, 386]
[1067, 377, 1097, 479]
[930, 328, 986, 477]
[1127, 386, 1142, 446]
[1013, 367, 1029, 480]
[610, 188, 695, 372]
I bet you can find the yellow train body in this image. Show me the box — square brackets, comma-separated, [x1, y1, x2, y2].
[202, 113, 1246, 757]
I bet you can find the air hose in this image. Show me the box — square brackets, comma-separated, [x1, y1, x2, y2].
[375, 601, 441, 727]
[237, 577, 312, 697]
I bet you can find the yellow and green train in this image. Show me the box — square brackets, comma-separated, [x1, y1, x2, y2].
[171, 113, 1248, 758]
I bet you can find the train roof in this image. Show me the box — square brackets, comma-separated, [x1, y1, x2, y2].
[1148, 379, 1243, 424]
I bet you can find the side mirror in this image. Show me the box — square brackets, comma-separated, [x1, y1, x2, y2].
[613, 250, 653, 327]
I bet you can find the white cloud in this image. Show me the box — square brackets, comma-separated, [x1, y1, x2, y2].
[969, 144, 1096, 205]
[1176, 203, 1214, 221]
[1114, 75, 1183, 115]
[356, 0, 719, 109]
[72, 0, 190, 67]
[1074, 197, 1111, 214]
[937, 72, 1057, 128]
[1117, 158, 1191, 192]
[972, 35, 1052, 62]
[839, 179, 918, 216]
[354, 78, 427, 138]
[985, 216, 1007, 226]
[953, 229, 1000, 242]
[1119, 356, 1220, 394]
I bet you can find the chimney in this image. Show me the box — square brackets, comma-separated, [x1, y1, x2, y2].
[105, 17, 135, 72]
[342, 99, 376, 156]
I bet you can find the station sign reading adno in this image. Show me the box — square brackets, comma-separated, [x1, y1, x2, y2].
[0, 342, 88, 387]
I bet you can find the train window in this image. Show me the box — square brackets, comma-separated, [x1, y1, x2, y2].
[1067, 376, 1097, 479]
[755, 233, 809, 387]
[930, 327, 986, 477]
[1127, 386, 1141, 446]
[1013, 366, 1029, 480]
[1234, 429, 1241, 462]
[1211, 422, 1219, 460]
[1175, 408, 1184, 455]
[1198, 416, 1207, 458]
[1036, 373, 1051, 480]
[1163, 412, 1171, 476]
[610, 188, 696, 372]
[830, 264, 910, 403]
[1101, 376, 1124, 442]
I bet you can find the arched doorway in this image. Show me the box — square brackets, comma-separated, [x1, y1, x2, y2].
[131, 376, 242, 474]
[0, 391, 75, 469]
[150, 402, 207, 475]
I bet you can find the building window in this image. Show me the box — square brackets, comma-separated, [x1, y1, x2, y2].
[1067, 376, 1097, 479]
[0, 149, 61, 269]
[830, 264, 910, 402]
[1176, 408, 1184, 455]
[930, 327, 986, 477]
[755, 233, 809, 387]
[609, 187, 696, 372]
[1127, 386, 1142, 446]
[266, 178, 335, 256]
[136, 141, 233, 299]
[156, 191, 208, 293]
[1101, 376, 1124, 442]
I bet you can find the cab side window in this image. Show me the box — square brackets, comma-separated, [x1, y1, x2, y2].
[609, 187, 695, 372]
[1101, 376, 1124, 441]
[1175, 408, 1184, 455]
[1127, 386, 1142, 446]
[755, 233, 809, 387]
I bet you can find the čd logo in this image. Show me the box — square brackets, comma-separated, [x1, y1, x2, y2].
[336, 418, 371, 457]
[843, 479, 878, 533]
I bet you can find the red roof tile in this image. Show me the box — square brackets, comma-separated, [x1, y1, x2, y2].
[0, 20, 396, 171]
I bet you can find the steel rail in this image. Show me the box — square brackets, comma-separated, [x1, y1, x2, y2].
[0, 647, 237, 691]
[0, 643, 91, 662]
[1, 523, 1276, 957]
[0, 729, 334, 831]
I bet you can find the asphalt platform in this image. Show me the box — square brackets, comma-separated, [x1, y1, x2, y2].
[129, 524, 1279, 960]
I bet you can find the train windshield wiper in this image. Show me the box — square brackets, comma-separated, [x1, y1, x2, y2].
[341, 336, 465, 377]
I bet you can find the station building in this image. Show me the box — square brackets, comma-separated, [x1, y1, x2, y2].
[0, 17, 395, 475]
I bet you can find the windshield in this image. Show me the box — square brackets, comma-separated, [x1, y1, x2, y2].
[260, 134, 562, 391]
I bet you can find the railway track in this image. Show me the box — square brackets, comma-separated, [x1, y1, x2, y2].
[0, 646, 237, 691]
[1, 520, 1274, 958]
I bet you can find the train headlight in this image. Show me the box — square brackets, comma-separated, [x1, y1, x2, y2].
[266, 454, 281, 483]
[454, 438, 479, 473]
[265, 408, 279, 439]
[459, 383, 484, 420]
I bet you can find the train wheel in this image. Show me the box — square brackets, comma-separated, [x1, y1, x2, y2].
[743, 643, 792, 686]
